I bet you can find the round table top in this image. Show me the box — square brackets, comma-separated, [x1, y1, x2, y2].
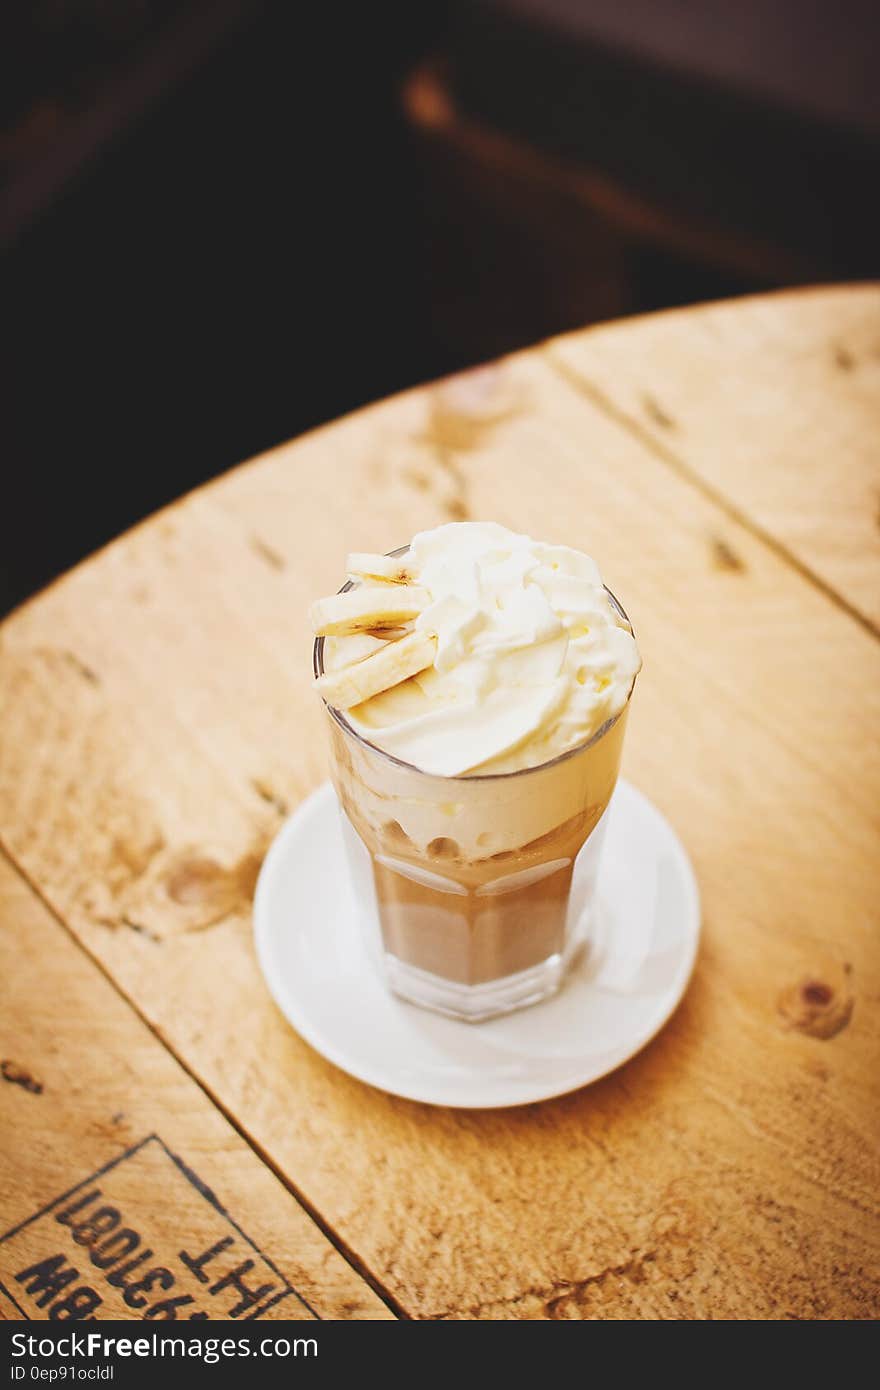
[1, 285, 878, 1320]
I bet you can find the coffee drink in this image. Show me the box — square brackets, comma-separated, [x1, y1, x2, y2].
[310, 522, 640, 1020]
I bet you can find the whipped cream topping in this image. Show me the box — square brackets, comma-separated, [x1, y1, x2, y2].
[327, 522, 641, 777]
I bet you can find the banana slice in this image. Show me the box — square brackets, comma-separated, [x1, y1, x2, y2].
[346, 552, 416, 585]
[309, 585, 430, 636]
[316, 630, 437, 709]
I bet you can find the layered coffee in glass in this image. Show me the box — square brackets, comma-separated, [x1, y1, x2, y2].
[310, 522, 640, 1022]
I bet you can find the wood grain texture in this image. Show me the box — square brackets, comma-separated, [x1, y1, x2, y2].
[0, 854, 392, 1320]
[547, 284, 880, 630]
[1, 289, 879, 1319]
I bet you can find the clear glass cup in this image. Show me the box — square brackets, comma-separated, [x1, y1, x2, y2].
[315, 566, 635, 1023]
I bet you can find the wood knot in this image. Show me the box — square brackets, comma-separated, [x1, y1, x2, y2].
[642, 394, 677, 429]
[445, 497, 469, 520]
[777, 963, 854, 1040]
[711, 537, 746, 573]
[160, 850, 263, 930]
[2, 1060, 43, 1094]
[427, 364, 524, 453]
[166, 855, 231, 905]
[249, 535, 286, 571]
[802, 981, 832, 1007]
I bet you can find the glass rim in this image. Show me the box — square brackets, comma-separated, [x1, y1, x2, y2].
[313, 545, 637, 783]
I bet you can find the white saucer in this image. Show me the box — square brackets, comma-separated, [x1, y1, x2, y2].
[253, 781, 700, 1109]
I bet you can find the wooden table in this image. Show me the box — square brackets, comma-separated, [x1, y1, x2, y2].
[2, 286, 878, 1321]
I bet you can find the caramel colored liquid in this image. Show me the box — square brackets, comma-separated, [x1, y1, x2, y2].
[326, 697, 629, 1006]
[366, 806, 604, 985]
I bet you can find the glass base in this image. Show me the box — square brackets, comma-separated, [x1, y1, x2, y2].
[383, 951, 567, 1022]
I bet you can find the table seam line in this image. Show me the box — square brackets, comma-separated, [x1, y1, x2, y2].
[0, 842, 406, 1322]
[541, 345, 880, 644]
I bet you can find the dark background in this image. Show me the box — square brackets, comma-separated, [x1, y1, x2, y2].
[4, 0, 879, 614]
